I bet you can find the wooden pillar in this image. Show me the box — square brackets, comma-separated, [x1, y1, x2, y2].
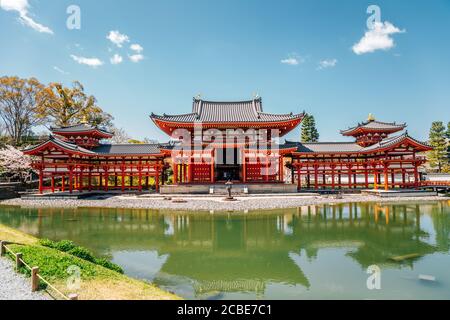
[69, 166, 73, 194]
[391, 171, 395, 189]
[384, 163, 389, 191]
[314, 164, 318, 190]
[364, 164, 369, 188]
[414, 162, 419, 189]
[373, 167, 378, 190]
[39, 168, 44, 194]
[61, 175, 65, 192]
[280, 156, 284, 183]
[211, 150, 216, 183]
[51, 176, 55, 193]
[402, 169, 406, 189]
[138, 158, 142, 193]
[155, 163, 160, 192]
[297, 164, 302, 191]
[121, 163, 125, 193]
[104, 167, 109, 192]
[88, 168, 92, 192]
[331, 164, 335, 190]
[265, 155, 270, 182]
[242, 151, 246, 183]
[347, 165, 352, 189]
[79, 168, 84, 192]
[99, 173, 103, 188]
[173, 162, 178, 185]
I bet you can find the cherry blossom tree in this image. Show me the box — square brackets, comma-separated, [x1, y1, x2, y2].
[0, 145, 34, 183]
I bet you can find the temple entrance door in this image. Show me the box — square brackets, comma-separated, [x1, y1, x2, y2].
[215, 148, 242, 182]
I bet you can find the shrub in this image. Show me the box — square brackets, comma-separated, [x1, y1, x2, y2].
[95, 258, 124, 274]
[38, 238, 123, 274]
[38, 238, 56, 248]
[55, 240, 76, 252]
[67, 246, 96, 263]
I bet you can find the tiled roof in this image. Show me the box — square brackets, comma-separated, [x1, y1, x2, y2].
[282, 133, 431, 154]
[92, 144, 162, 155]
[151, 98, 304, 123]
[341, 120, 406, 135]
[51, 123, 112, 136]
[362, 133, 431, 152]
[23, 135, 96, 155]
[298, 142, 363, 153]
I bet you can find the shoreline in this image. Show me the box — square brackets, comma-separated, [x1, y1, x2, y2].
[1, 194, 448, 212]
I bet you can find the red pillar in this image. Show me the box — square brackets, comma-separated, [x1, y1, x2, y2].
[173, 162, 178, 185]
[384, 163, 389, 191]
[314, 164, 318, 190]
[79, 168, 84, 193]
[364, 164, 369, 188]
[211, 150, 216, 183]
[347, 165, 352, 189]
[61, 175, 65, 192]
[51, 176, 55, 193]
[121, 162, 125, 193]
[88, 168, 92, 192]
[69, 167, 73, 194]
[297, 163, 302, 191]
[331, 164, 335, 190]
[373, 166, 378, 190]
[39, 168, 44, 194]
[155, 163, 160, 193]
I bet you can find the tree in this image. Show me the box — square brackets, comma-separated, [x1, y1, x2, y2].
[427, 121, 448, 172]
[301, 114, 320, 143]
[36, 81, 112, 128]
[0, 76, 45, 146]
[0, 145, 34, 183]
[109, 127, 130, 144]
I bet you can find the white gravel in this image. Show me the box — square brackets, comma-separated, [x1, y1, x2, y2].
[1, 194, 447, 212]
[0, 257, 49, 300]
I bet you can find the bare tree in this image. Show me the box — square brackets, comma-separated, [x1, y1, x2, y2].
[0, 76, 45, 145]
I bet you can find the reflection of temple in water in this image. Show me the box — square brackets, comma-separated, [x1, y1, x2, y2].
[0, 202, 448, 297]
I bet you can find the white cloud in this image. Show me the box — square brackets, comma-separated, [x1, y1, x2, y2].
[281, 53, 305, 66]
[0, 0, 53, 34]
[70, 55, 103, 68]
[53, 66, 69, 75]
[110, 54, 123, 65]
[352, 21, 405, 55]
[129, 54, 144, 63]
[130, 44, 143, 53]
[318, 58, 338, 70]
[107, 30, 129, 48]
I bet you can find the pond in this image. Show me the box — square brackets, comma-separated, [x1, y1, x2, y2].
[0, 201, 449, 300]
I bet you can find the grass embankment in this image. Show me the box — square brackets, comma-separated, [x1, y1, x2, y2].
[0, 224, 181, 300]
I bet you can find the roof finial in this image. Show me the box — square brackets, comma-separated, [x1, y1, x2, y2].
[81, 115, 88, 124]
[367, 113, 375, 122]
[253, 92, 260, 99]
[195, 93, 202, 100]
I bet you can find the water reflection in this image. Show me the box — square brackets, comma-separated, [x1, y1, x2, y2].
[0, 201, 449, 299]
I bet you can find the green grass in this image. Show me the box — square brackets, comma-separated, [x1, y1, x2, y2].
[37, 239, 124, 274]
[8, 244, 110, 281]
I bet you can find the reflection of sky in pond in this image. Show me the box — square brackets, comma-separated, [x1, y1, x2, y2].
[0, 201, 449, 300]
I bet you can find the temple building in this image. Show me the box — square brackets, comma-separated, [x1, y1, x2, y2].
[23, 96, 432, 194]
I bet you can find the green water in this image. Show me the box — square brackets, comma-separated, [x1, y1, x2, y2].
[0, 202, 449, 300]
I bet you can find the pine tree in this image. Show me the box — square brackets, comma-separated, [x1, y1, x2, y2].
[427, 121, 448, 172]
[301, 115, 320, 143]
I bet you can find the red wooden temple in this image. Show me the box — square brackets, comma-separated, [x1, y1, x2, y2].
[24, 97, 432, 194]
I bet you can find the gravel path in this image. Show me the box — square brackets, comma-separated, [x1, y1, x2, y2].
[0, 257, 49, 300]
[1, 194, 447, 212]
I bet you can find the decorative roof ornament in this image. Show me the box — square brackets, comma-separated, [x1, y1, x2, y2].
[81, 115, 89, 124]
[367, 113, 376, 122]
[195, 93, 202, 100]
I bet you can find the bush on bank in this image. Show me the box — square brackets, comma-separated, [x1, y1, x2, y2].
[38, 239, 123, 274]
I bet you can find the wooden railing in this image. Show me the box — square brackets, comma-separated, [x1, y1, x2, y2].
[0, 240, 78, 300]
[420, 181, 450, 187]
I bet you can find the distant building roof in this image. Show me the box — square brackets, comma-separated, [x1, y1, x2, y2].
[51, 123, 113, 137]
[341, 120, 406, 136]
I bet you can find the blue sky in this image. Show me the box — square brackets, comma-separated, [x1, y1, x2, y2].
[1, 0, 449, 142]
